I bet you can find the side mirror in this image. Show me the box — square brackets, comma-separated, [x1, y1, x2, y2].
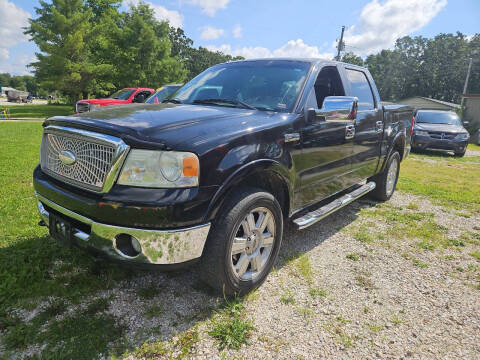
[305, 96, 358, 123]
[463, 121, 469, 127]
[135, 94, 145, 103]
[320, 96, 358, 121]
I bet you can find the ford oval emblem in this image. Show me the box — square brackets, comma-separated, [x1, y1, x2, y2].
[59, 150, 76, 165]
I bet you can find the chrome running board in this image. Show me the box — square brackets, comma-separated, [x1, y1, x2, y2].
[293, 182, 376, 230]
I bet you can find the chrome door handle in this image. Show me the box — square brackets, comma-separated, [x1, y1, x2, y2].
[376, 121, 384, 133]
[284, 133, 300, 143]
[345, 125, 355, 140]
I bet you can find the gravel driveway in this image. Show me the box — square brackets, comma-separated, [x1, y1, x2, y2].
[14, 179, 480, 360]
[66, 189, 472, 359]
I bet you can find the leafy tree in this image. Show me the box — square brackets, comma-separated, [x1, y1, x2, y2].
[365, 32, 479, 103]
[168, 27, 194, 60]
[341, 52, 364, 66]
[365, 50, 403, 101]
[168, 26, 243, 80]
[105, 2, 186, 90]
[9, 76, 26, 90]
[25, 0, 115, 102]
[0, 73, 12, 89]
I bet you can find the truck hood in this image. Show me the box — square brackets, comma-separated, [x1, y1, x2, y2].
[415, 123, 467, 134]
[45, 103, 293, 152]
[77, 98, 129, 106]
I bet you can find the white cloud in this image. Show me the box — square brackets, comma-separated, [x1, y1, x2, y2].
[0, 48, 9, 61]
[343, 0, 447, 55]
[0, 0, 30, 62]
[207, 39, 334, 60]
[0, 53, 36, 75]
[187, 0, 230, 17]
[130, 0, 183, 28]
[200, 26, 224, 40]
[233, 24, 242, 39]
[466, 34, 476, 42]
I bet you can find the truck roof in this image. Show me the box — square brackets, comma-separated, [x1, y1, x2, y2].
[220, 58, 365, 69]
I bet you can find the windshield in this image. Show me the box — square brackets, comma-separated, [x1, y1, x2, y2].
[108, 89, 135, 100]
[145, 86, 181, 104]
[173, 60, 311, 112]
[416, 111, 462, 125]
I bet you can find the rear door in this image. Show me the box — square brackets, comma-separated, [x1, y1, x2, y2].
[342, 67, 383, 182]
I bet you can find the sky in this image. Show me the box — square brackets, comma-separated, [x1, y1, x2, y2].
[1, 0, 479, 75]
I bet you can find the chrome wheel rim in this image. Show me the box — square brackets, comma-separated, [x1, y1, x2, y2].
[230, 207, 276, 281]
[386, 157, 399, 196]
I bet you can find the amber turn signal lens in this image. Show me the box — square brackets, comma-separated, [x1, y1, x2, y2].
[183, 156, 199, 177]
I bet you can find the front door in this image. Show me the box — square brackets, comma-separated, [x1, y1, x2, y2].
[294, 66, 356, 209]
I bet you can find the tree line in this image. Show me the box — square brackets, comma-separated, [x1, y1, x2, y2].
[342, 32, 480, 103]
[23, 0, 242, 103]
[7, 0, 480, 105]
[0, 74, 43, 96]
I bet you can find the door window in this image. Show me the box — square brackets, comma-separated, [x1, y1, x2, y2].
[311, 67, 345, 109]
[345, 69, 375, 110]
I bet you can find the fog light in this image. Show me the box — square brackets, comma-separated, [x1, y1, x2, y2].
[115, 233, 141, 258]
[131, 236, 142, 253]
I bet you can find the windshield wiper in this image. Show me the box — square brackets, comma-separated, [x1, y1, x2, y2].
[162, 98, 183, 104]
[192, 98, 257, 110]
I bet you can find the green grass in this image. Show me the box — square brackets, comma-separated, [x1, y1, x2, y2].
[411, 258, 429, 268]
[398, 154, 480, 211]
[353, 225, 375, 243]
[309, 287, 327, 298]
[359, 205, 453, 251]
[295, 253, 314, 283]
[208, 299, 255, 350]
[0, 104, 73, 119]
[346, 253, 360, 261]
[137, 283, 161, 299]
[144, 304, 164, 318]
[280, 290, 296, 304]
[0, 122, 131, 358]
[468, 143, 480, 151]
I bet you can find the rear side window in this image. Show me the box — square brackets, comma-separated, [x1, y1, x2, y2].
[345, 69, 375, 110]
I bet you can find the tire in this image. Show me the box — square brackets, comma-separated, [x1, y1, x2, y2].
[369, 151, 400, 201]
[200, 188, 283, 296]
[454, 151, 465, 157]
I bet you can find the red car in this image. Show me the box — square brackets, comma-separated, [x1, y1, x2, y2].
[75, 88, 154, 113]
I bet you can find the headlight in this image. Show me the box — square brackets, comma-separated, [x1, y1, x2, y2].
[455, 133, 469, 140]
[415, 130, 429, 136]
[117, 150, 199, 188]
[90, 104, 100, 112]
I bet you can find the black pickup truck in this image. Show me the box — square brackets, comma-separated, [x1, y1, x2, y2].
[34, 59, 413, 295]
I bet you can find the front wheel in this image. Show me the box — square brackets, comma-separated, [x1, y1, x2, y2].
[369, 151, 400, 201]
[454, 151, 466, 157]
[200, 188, 283, 296]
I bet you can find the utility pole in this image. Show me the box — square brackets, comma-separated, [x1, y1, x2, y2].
[336, 26, 345, 61]
[461, 57, 473, 107]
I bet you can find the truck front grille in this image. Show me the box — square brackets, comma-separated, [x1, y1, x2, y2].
[40, 127, 129, 192]
[76, 102, 90, 113]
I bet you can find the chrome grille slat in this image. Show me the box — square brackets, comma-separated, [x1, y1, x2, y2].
[40, 126, 129, 193]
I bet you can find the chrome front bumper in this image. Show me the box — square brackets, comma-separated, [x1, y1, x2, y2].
[36, 193, 210, 265]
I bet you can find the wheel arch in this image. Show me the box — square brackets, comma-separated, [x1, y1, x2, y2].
[204, 159, 293, 223]
[380, 132, 406, 173]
